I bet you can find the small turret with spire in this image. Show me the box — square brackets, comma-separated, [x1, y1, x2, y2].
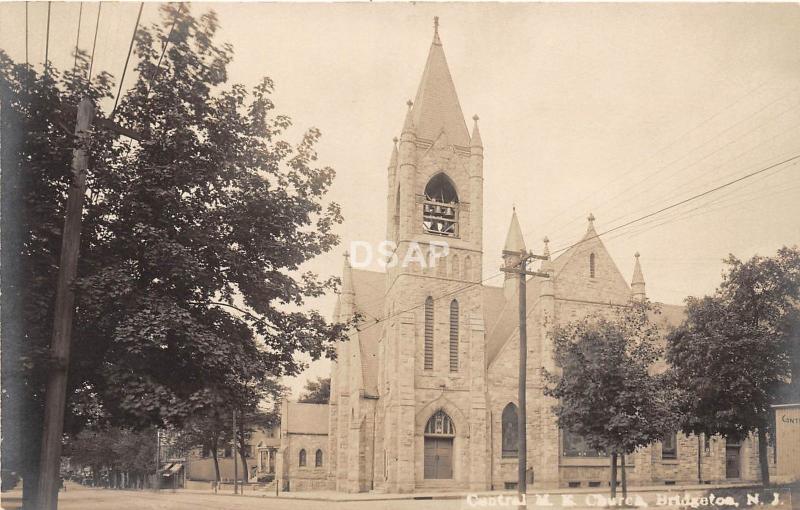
[539, 236, 554, 298]
[631, 252, 646, 301]
[503, 208, 527, 300]
[339, 251, 356, 321]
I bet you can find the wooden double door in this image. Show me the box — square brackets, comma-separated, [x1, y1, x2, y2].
[424, 437, 453, 479]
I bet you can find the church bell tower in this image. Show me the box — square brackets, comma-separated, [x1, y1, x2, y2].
[376, 17, 489, 493]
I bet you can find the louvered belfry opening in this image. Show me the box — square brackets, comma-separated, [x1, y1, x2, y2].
[423, 173, 459, 237]
[449, 299, 459, 371]
[424, 296, 434, 370]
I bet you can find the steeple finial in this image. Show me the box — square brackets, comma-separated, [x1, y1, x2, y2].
[433, 17, 441, 45]
[631, 251, 646, 301]
[342, 251, 354, 295]
[542, 236, 550, 258]
[389, 137, 399, 168]
[402, 100, 415, 134]
[470, 114, 483, 148]
[585, 212, 597, 236]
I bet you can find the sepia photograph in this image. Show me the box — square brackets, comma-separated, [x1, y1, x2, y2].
[1, 2, 799, 509]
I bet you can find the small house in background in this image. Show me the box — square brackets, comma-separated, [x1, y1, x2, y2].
[184, 423, 280, 487]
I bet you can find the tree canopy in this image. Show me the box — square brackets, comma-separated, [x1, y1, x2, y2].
[1, 4, 351, 502]
[299, 377, 331, 404]
[667, 246, 800, 486]
[544, 300, 678, 497]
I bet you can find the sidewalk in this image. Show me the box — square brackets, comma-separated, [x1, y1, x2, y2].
[178, 480, 773, 502]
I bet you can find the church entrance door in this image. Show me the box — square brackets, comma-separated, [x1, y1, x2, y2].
[424, 437, 453, 479]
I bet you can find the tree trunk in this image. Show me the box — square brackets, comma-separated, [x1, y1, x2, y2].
[610, 452, 618, 499]
[238, 418, 249, 483]
[211, 438, 221, 484]
[757, 428, 770, 487]
[621, 453, 627, 500]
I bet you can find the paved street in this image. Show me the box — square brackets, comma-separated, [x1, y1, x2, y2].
[2, 483, 796, 510]
[2, 484, 466, 510]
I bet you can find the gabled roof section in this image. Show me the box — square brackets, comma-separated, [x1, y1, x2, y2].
[352, 268, 385, 397]
[411, 23, 470, 147]
[486, 276, 542, 366]
[285, 402, 329, 435]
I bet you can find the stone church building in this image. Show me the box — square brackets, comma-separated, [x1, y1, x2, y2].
[287, 22, 769, 493]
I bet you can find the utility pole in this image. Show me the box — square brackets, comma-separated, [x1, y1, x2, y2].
[233, 409, 238, 495]
[155, 428, 161, 491]
[36, 97, 94, 510]
[501, 249, 549, 509]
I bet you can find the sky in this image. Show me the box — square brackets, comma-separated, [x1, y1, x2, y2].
[2, 2, 800, 398]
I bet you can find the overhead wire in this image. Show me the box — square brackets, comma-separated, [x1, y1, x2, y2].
[87, 2, 101, 82]
[44, 1, 51, 73]
[73, 2, 83, 72]
[526, 79, 774, 236]
[534, 85, 800, 240]
[353, 152, 800, 333]
[110, 1, 144, 119]
[145, 3, 183, 99]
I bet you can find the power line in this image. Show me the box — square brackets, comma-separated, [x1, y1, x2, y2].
[354, 152, 800, 333]
[88, 2, 101, 82]
[549, 153, 800, 255]
[528, 79, 774, 236]
[600, 120, 800, 230]
[73, 2, 83, 72]
[44, 1, 51, 73]
[536, 85, 800, 240]
[25, 2, 29, 69]
[145, 3, 183, 99]
[111, 2, 144, 119]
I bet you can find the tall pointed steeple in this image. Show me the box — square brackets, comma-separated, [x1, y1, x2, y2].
[631, 252, 646, 301]
[410, 18, 470, 147]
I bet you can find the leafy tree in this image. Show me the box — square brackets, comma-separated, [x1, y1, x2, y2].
[1, 5, 351, 506]
[299, 377, 331, 404]
[667, 246, 800, 487]
[66, 427, 156, 489]
[544, 301, 678, 499]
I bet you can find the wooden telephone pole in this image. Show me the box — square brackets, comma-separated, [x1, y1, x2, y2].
[36, 97, 145, 510]
[36, 97, 95, 510]
[501, 249, 549, 508]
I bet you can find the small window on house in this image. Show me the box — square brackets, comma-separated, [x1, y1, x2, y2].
[424, 297, 434, 370]
[423, 173, 459, 237]
[299, 449, 307, 466]
[662, 433, 677, 459]
[501, 403, 519, 458]
[315, 449, 323, 467]
[589, 253, 596, 278]
[449, 300, 459, 372]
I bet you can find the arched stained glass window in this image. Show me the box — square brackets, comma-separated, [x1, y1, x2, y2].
[425, 410, 455, 436]
[449, 300, 459, 372]
[315, 449, 323, 467]
[501, 403, 519, 458]
[299, 449, 307, 466]
[589, 253, 596, 278]
[424, 297, 434, 370]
